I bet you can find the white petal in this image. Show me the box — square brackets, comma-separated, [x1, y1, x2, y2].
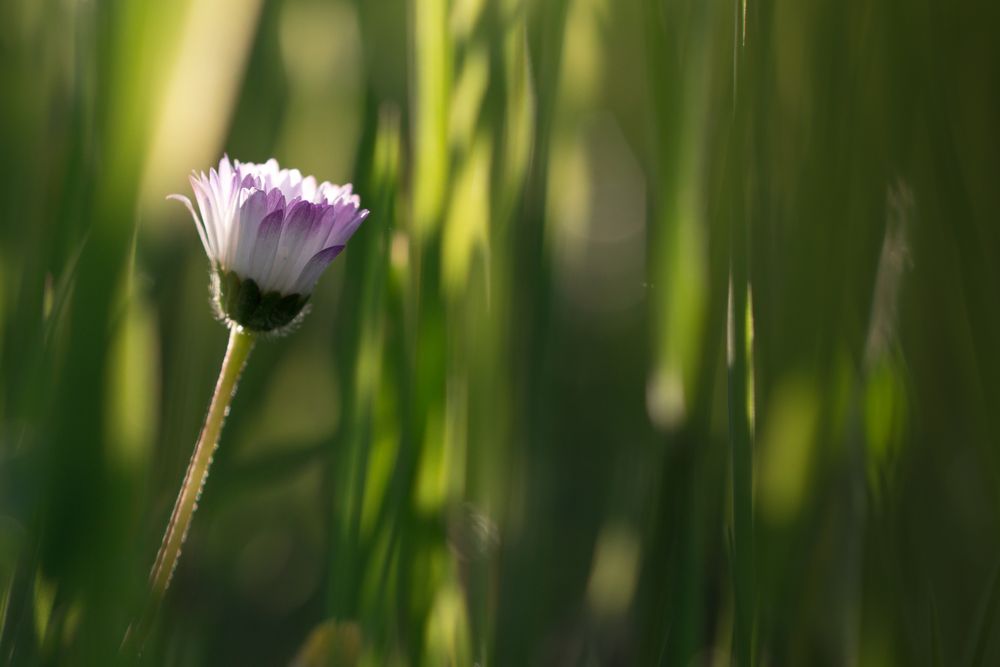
[167, 193, 212, 259]
[300, 175, 317, 202]
[232, 189, 269, 276]
[291, 245, 345, 294]
[249, 210, 284, 288]
[218, 154, 233, 182]
[222, 174, 243, 267]
[269, 201, 319, 292]
[190, 174, 220, 260]
[326, 205, 368, 247]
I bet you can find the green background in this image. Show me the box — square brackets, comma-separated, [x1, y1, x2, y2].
[1, 0, 999, 664]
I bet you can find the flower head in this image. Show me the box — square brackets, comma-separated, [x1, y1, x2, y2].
[169, 156, 368, 333]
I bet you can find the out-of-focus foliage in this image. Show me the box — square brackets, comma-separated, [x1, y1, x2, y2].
[1, 0, 999, 664]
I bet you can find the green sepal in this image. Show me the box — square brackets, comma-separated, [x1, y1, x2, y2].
[216, 270, 309, 333]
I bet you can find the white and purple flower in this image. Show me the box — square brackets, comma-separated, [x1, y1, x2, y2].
[169, 156, 368, 332]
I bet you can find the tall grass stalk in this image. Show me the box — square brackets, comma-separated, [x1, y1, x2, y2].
[728, 270, 754, 666]
[728, 0, 753, 658]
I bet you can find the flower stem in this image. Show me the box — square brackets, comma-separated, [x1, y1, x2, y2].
[135, 327, 253, 638]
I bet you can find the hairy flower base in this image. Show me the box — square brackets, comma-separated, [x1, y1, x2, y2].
[216, 270, 309, 333]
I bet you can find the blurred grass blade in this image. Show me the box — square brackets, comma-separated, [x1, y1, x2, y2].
[930, 592, 945, 667]
[412, 0, 452, 239]
[965, 561, 1000, 667]
[291, 620, 362, 667]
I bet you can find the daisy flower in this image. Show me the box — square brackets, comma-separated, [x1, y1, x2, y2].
[129, 158, 369, 650]
[168, 155, 368, 333]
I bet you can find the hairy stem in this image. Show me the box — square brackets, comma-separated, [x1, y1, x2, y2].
[130, 327, 254, 647]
